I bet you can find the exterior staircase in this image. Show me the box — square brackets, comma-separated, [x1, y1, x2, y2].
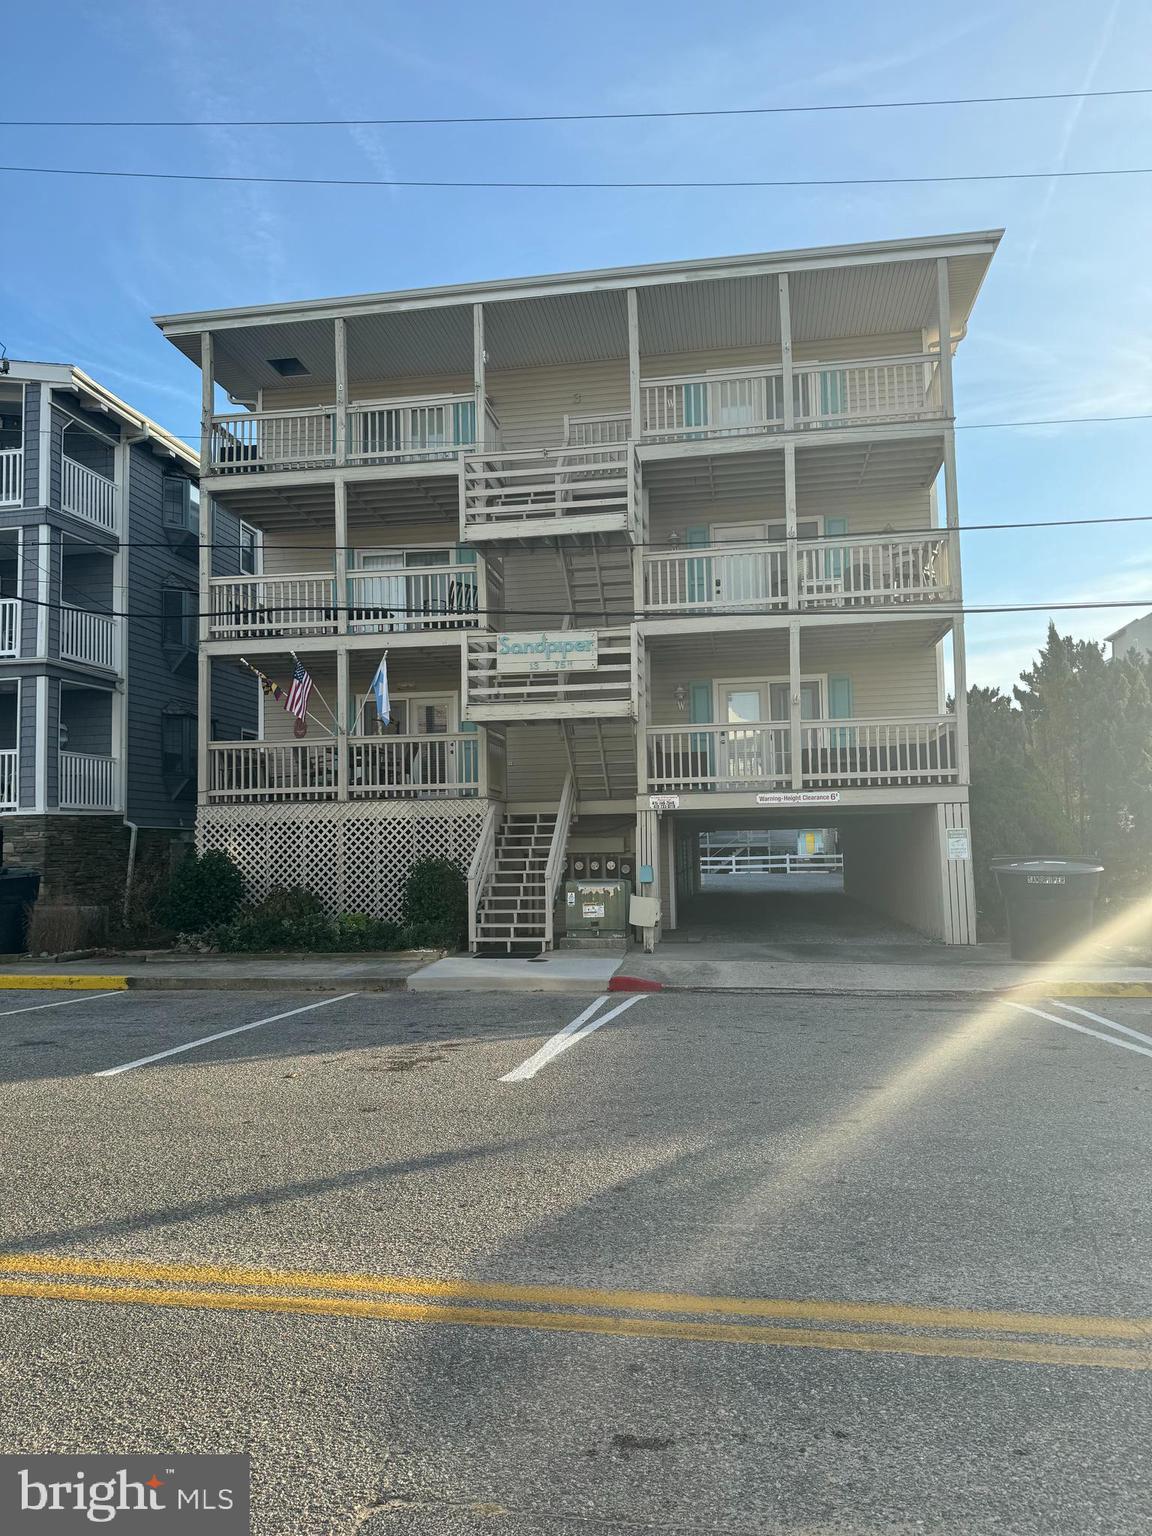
[471, 808, 559, 954]
[563, 719, 637, 800]
[559, 542, 633, 625]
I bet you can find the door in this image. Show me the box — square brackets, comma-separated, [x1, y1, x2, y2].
[721, 684, 772, 784]
[769, 680, 823, 779]
[712, 522, 769, 605]
[353, 552, 407, 631]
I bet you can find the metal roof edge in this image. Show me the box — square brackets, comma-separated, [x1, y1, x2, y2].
[4, 360, 198, 471]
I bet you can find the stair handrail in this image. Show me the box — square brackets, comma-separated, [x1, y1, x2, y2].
[467, 801, 501, 953]
[542, 771, 576, 952]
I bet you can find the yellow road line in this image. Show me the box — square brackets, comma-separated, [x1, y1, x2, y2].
[1011, 982, 1152, 998]
[0, 1277, 1146, 1370]
[0, 1253, 1147, 1342]
[0, 974, 128, 991]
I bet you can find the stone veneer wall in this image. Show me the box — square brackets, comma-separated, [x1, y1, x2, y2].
[2, 816, 191, 909]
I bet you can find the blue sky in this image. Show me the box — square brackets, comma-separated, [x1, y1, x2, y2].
[4, 0, 1150, 691]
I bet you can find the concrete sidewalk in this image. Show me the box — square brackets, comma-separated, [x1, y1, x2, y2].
[409, 950, 624, 993]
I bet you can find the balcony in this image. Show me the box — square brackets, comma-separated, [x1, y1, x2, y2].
[465, 628, 633, 720]
[640, 354, 941, 444]
[208, 558, 481, 641]
[0, 449, 21, 507]
[61, 457, 117, 532]
[646, 716, 958, 794]
[461, 442, 640, 541]
[642, 532, 954, 615]
[59, 607, 120, 670]
[59, 751, 118, 810]
[206, 735, 480, 802]
[0, 599, 18, 658]
[208, 394, 500, 475]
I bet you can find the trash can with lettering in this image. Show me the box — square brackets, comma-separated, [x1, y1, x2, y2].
[992, 858, 1102, 960]
[0, 869, 40, 954]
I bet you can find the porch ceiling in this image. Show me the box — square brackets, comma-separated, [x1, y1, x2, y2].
[645, 614, 951, 665]
[210, 475, 460, 532]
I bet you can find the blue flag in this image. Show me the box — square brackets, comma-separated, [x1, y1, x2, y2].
[370, 654, 391, 726]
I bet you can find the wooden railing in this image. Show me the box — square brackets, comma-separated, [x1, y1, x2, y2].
[208, 741, 338, 801]
[641, 354, 940, 441]
[0, 749, 17, 811]
[465, 628, 634, 718]
[646, 716, 958, 792]
[210, 407, 334, 473]
[347, 562, 480, 633]
[0, 598, 18, 658]
[209, 574, 338, 639]
[59, 751, 117, 810]
[59, 607, 119, 670]
[461, 442, 639, 535]
[642, 530, 953, 614]
[467, 801, 501, 953]
[61, 457, 117, 531]
[542, 772, 575, 952]
[349, 734, 480, 797]
[0, 448, 22, 506]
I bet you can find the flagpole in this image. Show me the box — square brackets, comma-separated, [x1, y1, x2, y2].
[240, 657, 336, 738]
[289, 650, 340, 733]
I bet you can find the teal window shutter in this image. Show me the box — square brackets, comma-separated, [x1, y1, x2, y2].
[452, 399, 477, 446]
[689, 682, 715, 780]
[684, 525, 711, 606]
[824, 515, 848, 581]
[819, 368, 846, 418]
[828, 674, 853, 749]
[683, 382, 708, 432]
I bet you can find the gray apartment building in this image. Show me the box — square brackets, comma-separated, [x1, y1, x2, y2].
[0, 361, 253, 916]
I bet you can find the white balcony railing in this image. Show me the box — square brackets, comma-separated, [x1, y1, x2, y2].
[641, 355, 941, 442]
[61, 457, 117, 531]
[349, 734, 480, 797]
[208, 741, 338, 801]
[347, 562, 480, 633]
[646, 716, 958, 793]
[210, 407, 334, 474]
[59, 751, 117, 810]
[462, 442, 639, 535]
[465, 628, 634, 719]
[59, 607, 119, 670]
[0, 749, 17, 811]
[0, 448, 22, 506]
[0, 598, 19, 657]
[209, 574, 338, 640]
[643, 531, 954, 615]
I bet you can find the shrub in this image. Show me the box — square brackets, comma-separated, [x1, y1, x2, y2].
[159, 850, 245, 932]
[26, 903, 107, 954]
[212, 889, 402, 953]
[254, 885, 326, 922]
[402, 858, 467, 948]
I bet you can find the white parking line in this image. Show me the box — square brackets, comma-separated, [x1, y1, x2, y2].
[94, 993, 361, 1078]
[1003, 1000, 1152, 1061]
[500, 994, 646, 1082]
[0, 991, 121, 1019]
[1047, 1000, 1152, 1050]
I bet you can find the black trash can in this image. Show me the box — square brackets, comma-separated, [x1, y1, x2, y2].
[992, 858, 1103, 960]
[0, 869, 41, 954]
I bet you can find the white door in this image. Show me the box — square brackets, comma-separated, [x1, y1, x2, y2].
[712, 522, 769, 605]
[721, 684, 772, 783]
[353, 552, 407, 632]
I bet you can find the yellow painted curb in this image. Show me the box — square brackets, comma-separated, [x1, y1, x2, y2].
[0, 974, 128, 991]
[1011, 982, 1152, 998]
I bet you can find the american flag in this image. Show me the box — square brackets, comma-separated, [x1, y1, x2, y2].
[285, 658, 314, 722]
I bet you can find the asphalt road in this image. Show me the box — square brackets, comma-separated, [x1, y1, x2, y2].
[0, 984, 1149, 1534]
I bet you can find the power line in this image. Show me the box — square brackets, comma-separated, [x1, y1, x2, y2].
[5, 85, 1150, 129]
[2, 162, 1152, 192]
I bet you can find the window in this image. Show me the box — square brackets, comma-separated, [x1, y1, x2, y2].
[162, 476, 200, 534]
[161, 585, 197, 650]
[238, 521, 262, 576]
[161, 712, 197, 799]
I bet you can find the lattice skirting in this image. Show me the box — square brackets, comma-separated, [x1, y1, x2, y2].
[197, 800, 487, 921]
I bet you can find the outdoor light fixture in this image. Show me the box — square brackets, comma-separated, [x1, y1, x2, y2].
[674, 684, 688, 712]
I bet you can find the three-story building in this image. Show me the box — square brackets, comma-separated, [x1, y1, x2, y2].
[155, 229, 1000, 951]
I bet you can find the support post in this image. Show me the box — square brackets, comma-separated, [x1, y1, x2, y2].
[197, 652, 210, 807]
[626, 288, 642, 441]
[784, 439, 798, 609]
[334, 316, 348, 464]
[635, 806, 661, 953]
[935, 257, 955, 419]
[789, 620, 803, 789]
[336, 644, 350, 802]
[473, 303, 486, 448]
[633, 627, 648, 794]
[942, 434, 969, 783]
[334, 476, 349, 636]
[778, 273, 794, 430]
[199, 332, 214, 476]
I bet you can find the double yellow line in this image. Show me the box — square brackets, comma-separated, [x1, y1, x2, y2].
[0, 1253, 1148, 1370]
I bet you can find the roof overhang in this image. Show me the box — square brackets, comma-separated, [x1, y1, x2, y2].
[2, 360, 197, 471]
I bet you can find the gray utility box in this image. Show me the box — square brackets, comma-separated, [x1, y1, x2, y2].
[562, 879, 629, 936]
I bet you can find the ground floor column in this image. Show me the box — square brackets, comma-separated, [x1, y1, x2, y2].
[635, 807, 662, 952]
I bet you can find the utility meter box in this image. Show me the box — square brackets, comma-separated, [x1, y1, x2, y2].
[563, 879, 629, 935]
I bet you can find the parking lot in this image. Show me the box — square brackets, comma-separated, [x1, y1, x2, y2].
[0, 984, 1150, 1533]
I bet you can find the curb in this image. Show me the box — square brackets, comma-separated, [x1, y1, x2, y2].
[0, 975, 129, 991]
[605, 981, 1152, 999]
[0, 974, 407, 994]
[609, 976, 665, 993]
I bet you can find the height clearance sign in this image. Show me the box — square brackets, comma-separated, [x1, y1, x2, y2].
[495, 631, 599, 673]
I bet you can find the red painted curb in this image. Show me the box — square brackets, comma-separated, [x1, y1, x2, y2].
[609, 976, 664, 992]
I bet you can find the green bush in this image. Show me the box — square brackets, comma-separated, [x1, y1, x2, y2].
[402, 858, 467, 948]
[159, 850, 245, 933]
[254, 885, 326, 922]
[211, 889, 402, 953]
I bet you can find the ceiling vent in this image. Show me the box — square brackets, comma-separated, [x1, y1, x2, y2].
[267, 356, 310, 377]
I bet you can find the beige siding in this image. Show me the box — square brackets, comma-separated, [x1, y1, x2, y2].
[646, 482, 934, 544]
[252, 650, 464, 744]
[504, 722, 570, 799]
[260, 521, 464, 576]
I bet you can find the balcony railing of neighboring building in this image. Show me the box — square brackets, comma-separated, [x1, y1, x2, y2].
[207, 394, 500, 474]
[464, 627, 634, 719]
[646, 715, 958, 793]
[640, 354, 942, 442]
[58, 751, 118, 810]
[0, 749, 17, 811]
[59, 607, 120, 670]
[0, 449, 22, 507]
[642, 532, 953, 614]
[0, 599, 19, 658]
[206, 735, 480, 802]
[207, 559, 481, 641]
[461, 442, 640, 538]
[61, 457, 118, 532]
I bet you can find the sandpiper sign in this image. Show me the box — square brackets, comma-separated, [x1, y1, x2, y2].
[495, 630, 599, 673]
